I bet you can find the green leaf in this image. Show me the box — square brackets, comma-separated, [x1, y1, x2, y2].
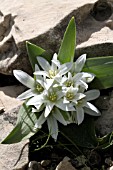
[26, 41, 53, 70]
[26, 41, 45, 71]
[83, 56, 113, 89]
[59, 115, 98, 148]
[58, 17, 76, 63]
[1, 103, 38, 144]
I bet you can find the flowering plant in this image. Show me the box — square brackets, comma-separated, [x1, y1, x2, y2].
[2, 17, 113, 149]
[13, 53, 100, 140]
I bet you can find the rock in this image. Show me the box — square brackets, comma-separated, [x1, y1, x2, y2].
[0, 113, 29, 170]
[1, 0, 113, 75]
[71, 155, 87, 168]
[95, 91, 113, 136]
[0, 85, 28, 170]
[55, 156, 77, 170]
[105, 157, 113, 166]
[41, 160, 51, 167]
[80, 167, 91, 170]
[108, 166, 113, 170]
[28, 161, 45, 170]
[0, 85, 25, 112]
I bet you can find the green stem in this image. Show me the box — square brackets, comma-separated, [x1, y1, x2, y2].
[32, 133, 50, 152]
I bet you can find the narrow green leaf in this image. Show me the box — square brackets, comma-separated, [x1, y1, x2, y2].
[58, 17, 76, 63]
[26, 41, 45, 71]
[1, 103, 38, 144]
[83, 56, 113, 89]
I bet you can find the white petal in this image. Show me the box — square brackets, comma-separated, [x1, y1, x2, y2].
[17, 89, 35, 100]
[76, 106, 84, 125]
[84, 107, 100, 116]
[53, 108, 67, 125]
[75, 54, 86, 72]
[27, 95, 43, 106]
[74, 93, 86, 101]
[56, 100, 75, 111]
[35, 64, 40, 71]
[13, 70, 34, 88]
[79, 80, 88, 90]
[73, 73, 83, 82]
[34, 70, 49, 77]
[63, 97, 70, 104]
[37, 57, 50, 72]
[35, 113, 46, 129]
[52, 53, 60, 67]
[45, 79, 54, 90]
[85, 90, 100, 101]
[82, 72, 95, 83]
[58, 62, 72, 75]
[44, 103, 54, 117]
[47, 115, 58, 141]
[84, 102, 101, 116]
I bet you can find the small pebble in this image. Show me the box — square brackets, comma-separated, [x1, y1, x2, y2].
[41, 160, 51, 167]
[28, 161, 45, 170]
[105, 157, 112, 166]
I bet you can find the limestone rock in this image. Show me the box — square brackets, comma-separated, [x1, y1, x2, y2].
[28, 161, 45, 170]
[108, 166, 113, 170]
[55, 157, 76, 170]
[0, 85, 25, 112]
[0, 113, 29, 170]
[95, 91, 113, 136]
[1, 0, 113, 75]
[0, 85, 28, 170]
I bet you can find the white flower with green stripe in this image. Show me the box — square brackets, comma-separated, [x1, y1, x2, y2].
[34, 53, 73, 82]
[71, 89, 101, 125]
[13, 53, 101, 141]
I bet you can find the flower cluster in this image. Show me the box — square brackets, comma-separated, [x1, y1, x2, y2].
[14, 54, 101, 140]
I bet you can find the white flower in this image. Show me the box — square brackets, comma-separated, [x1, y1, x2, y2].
[61, 72, 88, 90]
[71, 54, 95, 85]
[72, 54, 86, 73]
[34, 107, 68, 141]
[14, 52, 101, 141]
[13, 65, 46, 100]
[27, 87, 75, 118]
[34, 53, 73, 82]
[71, 89, 101, 125]
[63, 86, 86, 104]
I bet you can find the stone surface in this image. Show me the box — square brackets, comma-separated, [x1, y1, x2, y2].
[0, 112, 29, 170]
[28, 161, 45, 170]
[41, 160, 51, 167]
[55, 157, 76, 170]
[1, 0, 113, 75]
[95, 91, 113, 136]
[0, 85, 25, 112]
[0, 85, 28, 170]
[108, 166, 113, 170]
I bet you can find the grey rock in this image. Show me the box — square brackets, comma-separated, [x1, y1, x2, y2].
[0, 85, 28, 170]
[55, 156, 77, 170]
[0, 85, 25, 112]
[95, 91, 113, 136]
[41, 160, 51, 167]
[0, 113, 29, 170]
[1, 0, 113, 75]
[28, 161, 45, 170]
[108, 166, 113, 170]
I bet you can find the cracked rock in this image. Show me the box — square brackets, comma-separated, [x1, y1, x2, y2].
[1, 0, 113, 75]
[0, 85, 28, 170]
